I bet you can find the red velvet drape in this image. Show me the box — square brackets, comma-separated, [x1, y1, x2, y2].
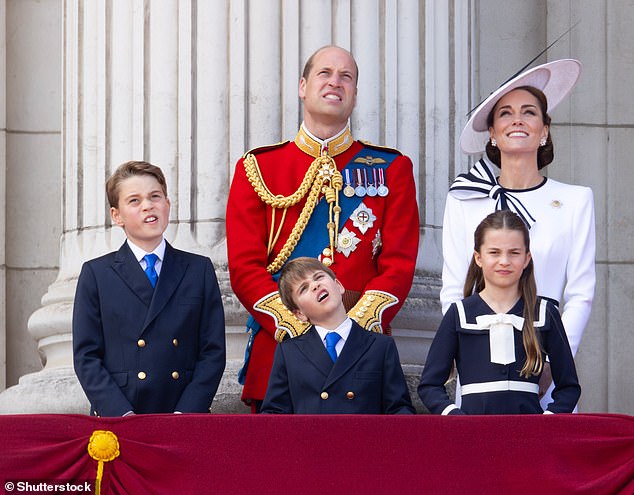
[2, 413, 633, 494]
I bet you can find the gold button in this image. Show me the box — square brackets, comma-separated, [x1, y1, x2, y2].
[346, 391, 355, 400]
[137, 371, 147, 380]
[320, 392, 329, 400]
[322, 257, 332, 267]
[171, 371, 180, 380]
[172, 338, 179, 347]
[137, 339, 146, 348]
[322, 247, 332, 257]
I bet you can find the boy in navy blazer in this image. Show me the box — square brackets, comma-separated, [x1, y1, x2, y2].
[261, 257, 414, 414]
[72, 161, 226, 416]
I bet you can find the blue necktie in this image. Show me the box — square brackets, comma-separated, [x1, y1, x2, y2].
[143, 253, 159, 288]
[325, 332, 341, 363]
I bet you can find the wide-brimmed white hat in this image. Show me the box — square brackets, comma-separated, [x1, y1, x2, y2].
[459, 59, 582, 154]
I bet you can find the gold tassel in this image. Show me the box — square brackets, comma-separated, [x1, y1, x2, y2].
[88, 430, 120, 495]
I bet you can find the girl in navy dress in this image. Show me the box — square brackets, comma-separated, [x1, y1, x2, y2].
[419, 210, 580, 414]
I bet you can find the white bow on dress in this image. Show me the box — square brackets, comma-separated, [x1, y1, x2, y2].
[475, 313, 525, 365]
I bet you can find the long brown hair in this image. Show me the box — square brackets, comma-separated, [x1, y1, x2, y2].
[463, 210, 543, 377]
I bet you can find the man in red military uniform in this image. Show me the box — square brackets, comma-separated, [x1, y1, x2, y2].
[226, 45, 419, 411]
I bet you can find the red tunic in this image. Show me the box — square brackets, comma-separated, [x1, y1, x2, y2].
[226, 137, 419, 403]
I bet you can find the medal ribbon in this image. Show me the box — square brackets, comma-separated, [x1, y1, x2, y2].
[289, 146, 398, 267]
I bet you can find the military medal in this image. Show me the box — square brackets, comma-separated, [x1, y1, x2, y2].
[352, 203, 376, 234]
[366, 169, 378, 197]
[336, 227, 361, 257]
[354, 168, 366, 197]
[343, 169, 355, 197]
[377, 168, 389, 197]
[372, 229, 383, 258]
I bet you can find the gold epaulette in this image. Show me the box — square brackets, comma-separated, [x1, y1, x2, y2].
[253, 292, 311, 342]
[358, 140, 403, 156]
[243, 141, 290, 159]
[348, 290, 399, 333]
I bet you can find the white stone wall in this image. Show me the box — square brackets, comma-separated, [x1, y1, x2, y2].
[0, 0, 632, 414]
[5, 0, 61, 384]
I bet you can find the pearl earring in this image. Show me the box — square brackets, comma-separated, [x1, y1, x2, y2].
[491, 138, 497, 147]
[540, 137, 547, 146]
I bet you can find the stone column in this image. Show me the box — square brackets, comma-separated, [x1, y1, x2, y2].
[0, 0, 65, 413]
[0, 1, 6, 391]
[0, 0, 250, 414]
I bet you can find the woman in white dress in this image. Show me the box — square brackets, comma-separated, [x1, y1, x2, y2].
[441, 59, 595, 409]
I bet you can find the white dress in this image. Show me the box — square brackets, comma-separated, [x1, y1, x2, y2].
[440, 159, 596, 408]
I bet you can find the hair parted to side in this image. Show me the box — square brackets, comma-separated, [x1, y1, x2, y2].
[106, 161, 168, 208]
[463, 210, 543, 377]
[278, 257, 337, 312]
[301, 45, 359, 85]
[485, 85, 554, 170]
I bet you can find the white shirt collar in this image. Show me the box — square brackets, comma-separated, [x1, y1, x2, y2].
[127, 238, 166, 264]
[315, 317, 353, 344]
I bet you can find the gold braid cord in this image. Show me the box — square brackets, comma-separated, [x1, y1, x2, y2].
[253, 292, 311, 342]
[243, 152, 342, 274]
[348, 290, 399, 333]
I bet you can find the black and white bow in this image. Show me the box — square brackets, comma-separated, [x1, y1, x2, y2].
[449, 159, 536, 228]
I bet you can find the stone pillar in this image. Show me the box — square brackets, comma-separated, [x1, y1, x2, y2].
[0, 0, 65, 413]
[0, 1, 6, 391]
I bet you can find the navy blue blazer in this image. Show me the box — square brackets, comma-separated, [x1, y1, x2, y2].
[72, 241, 226, 416]
[261, 320, 414, 414]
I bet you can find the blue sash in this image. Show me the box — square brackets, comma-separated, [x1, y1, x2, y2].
[291, 146, 398, 263]
[237, 146, 399, 385]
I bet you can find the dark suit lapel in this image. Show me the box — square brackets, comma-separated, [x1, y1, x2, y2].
[324, 322, 374, 388]
[111, 242, 154, 307]
[142, 242, 187, 330]
[295, 327, 335, 377]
